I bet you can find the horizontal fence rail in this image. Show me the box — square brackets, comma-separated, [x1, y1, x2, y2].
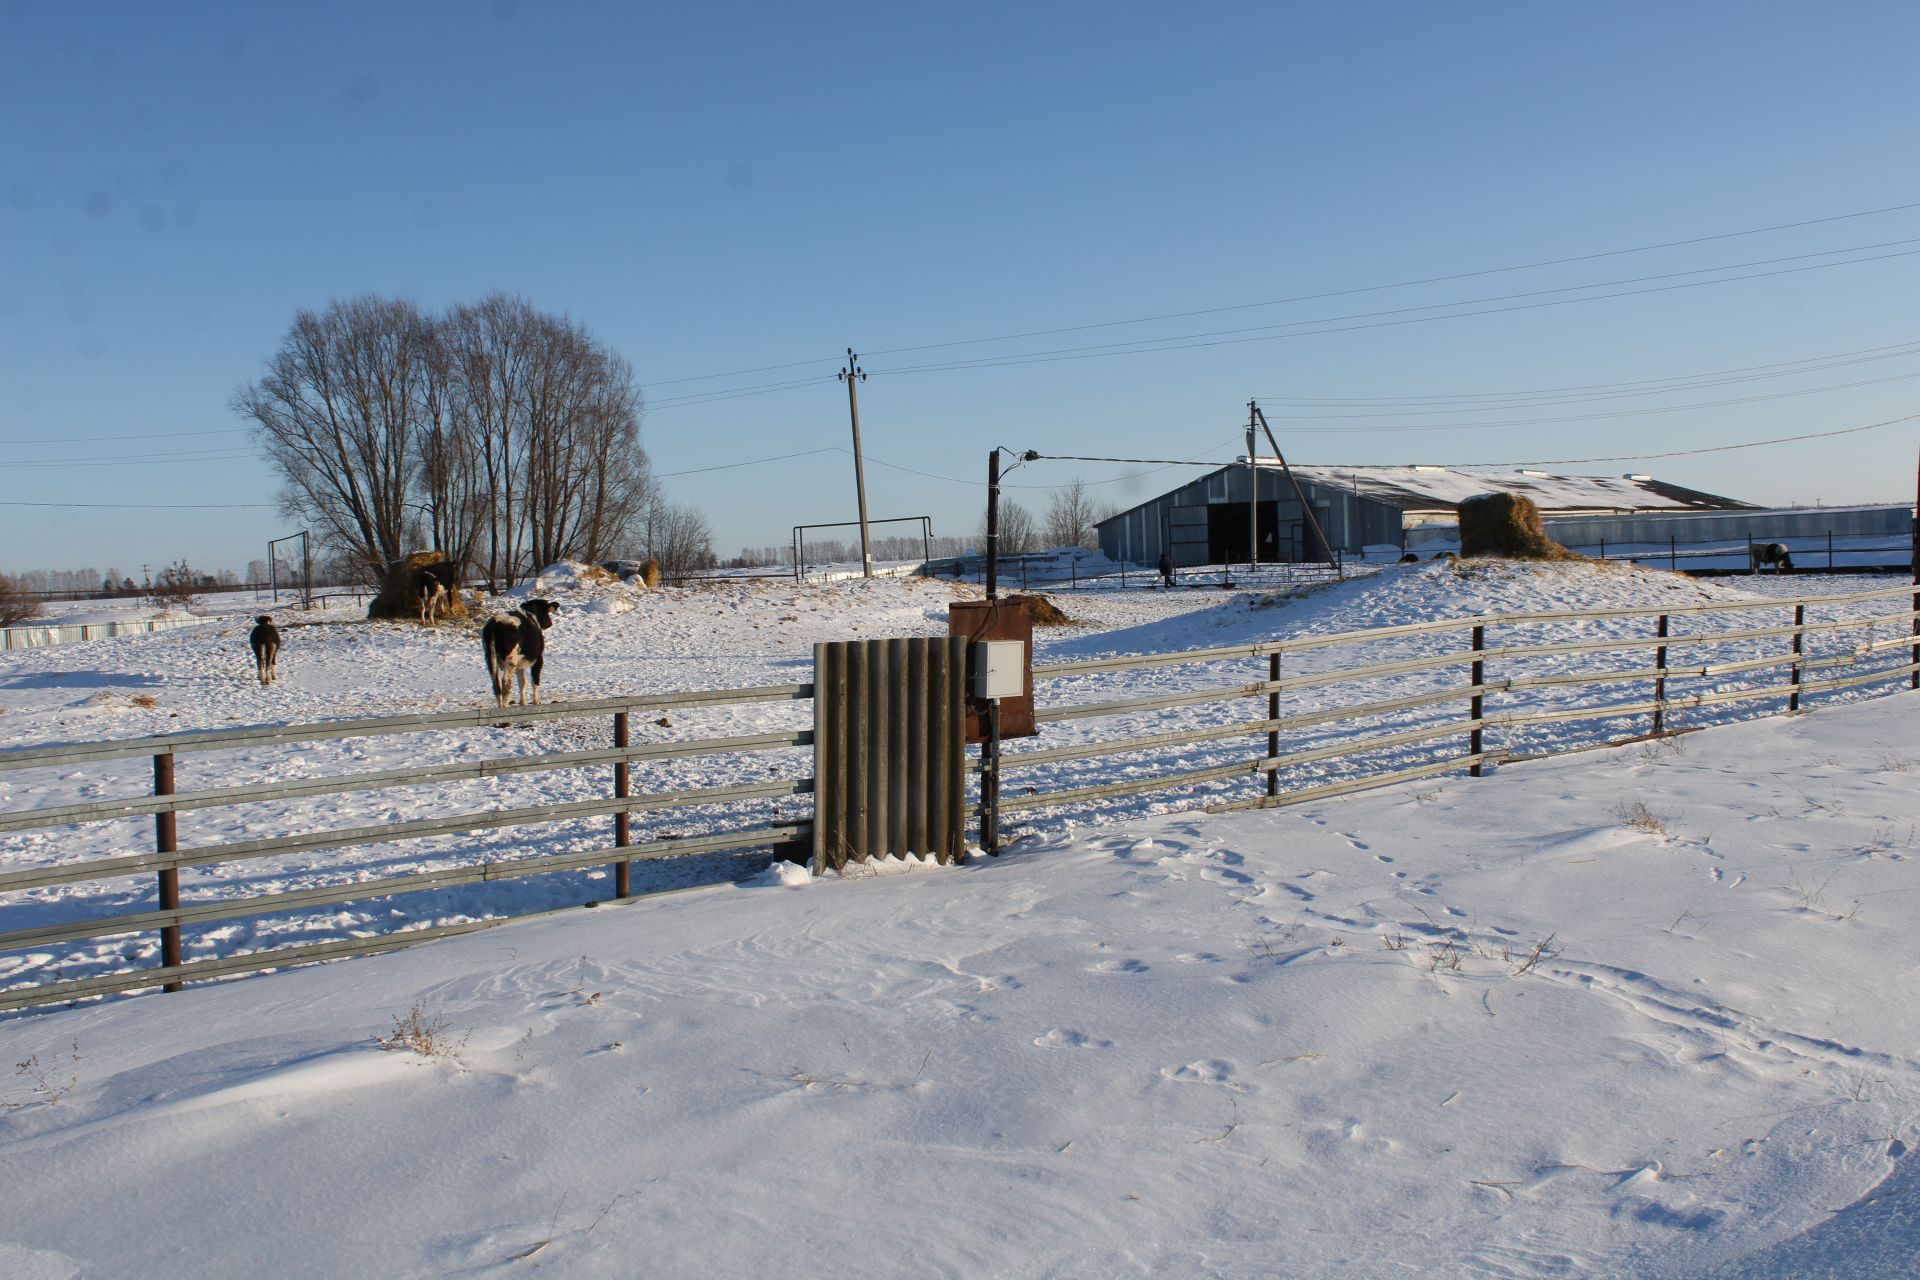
[986, 581, 1917, 831]
[0, 682, 820, 1012]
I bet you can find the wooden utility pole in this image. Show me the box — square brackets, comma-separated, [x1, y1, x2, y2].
[1247, 401, 1260, 576]
[1251, 402, 1344, 580]
[839, 349, 875, 579]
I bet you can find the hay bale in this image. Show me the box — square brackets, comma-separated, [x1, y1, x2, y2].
[638, 558, 662, 589]
[1006, 593, 1075, 627]
[1457, 493, 1580, 561]
[367, 551, 469, 623]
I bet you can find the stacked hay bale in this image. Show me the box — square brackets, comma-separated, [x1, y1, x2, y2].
[1457, 493, 1581, 561]
[638, 558, 662, 588]
[1005, 593, 1075, 627]
[367, 551, 470, 622]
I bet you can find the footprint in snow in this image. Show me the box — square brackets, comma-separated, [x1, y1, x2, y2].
[1034, 1028, 1112, 1050]
[1162, 1059, 1237, 1085]
[1088, 958, 1149, 975]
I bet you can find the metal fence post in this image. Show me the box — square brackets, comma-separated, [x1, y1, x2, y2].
[1669, 536, 1676, 571]
[1266, 651, 1280, 797]
[612, 711, 632, 898]
[153, 752, 182, 992]
[1652, 614, 1669, 735]
[1469, 624, 1486, 777]
[1789, 604, 1805, 713]
[1828, 529, 1834, 571]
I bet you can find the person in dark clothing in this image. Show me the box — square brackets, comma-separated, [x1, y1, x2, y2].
[1158, 551, 1176, 589]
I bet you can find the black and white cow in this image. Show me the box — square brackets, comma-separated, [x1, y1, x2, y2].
[483, 599, 558, 708]
[416, 559, 460, 625]
[1751, 542, 1795, 573]
[249, 615, 281, 686]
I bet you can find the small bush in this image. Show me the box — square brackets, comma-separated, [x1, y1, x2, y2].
[1614, 799, 1669, 836]
[377, 1005, 466, 1058]
[150, 559, 203, 611]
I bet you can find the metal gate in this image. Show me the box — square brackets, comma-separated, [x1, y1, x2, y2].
[1169, 507, 1209, 568]
[812, 636, 967, 871]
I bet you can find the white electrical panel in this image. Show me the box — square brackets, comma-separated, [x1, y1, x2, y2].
[972, 639, 1026, 699]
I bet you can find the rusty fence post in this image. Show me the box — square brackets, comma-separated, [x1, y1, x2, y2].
[153, 752, 182, 992]
[1266, 651, 1281, 798]
[1652, 614, 1670, 736]
[1469, 624, 1486, 777]
[1789, 604, 1805, 713]
[612, 711, 632, 898]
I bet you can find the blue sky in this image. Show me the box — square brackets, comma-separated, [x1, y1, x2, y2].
[3, 1, 1917, 575]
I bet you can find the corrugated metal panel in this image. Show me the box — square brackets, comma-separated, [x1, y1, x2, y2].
[812, 636, 966, 871]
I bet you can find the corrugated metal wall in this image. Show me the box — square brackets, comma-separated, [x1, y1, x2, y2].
[812, 636, 967, 871]
[1096, 466, 1405, 565]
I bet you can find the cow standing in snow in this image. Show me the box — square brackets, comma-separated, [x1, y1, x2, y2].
[1751, 542, 1794, 573]
[483, 599, 558, 708]
[249, 615, 281, 686]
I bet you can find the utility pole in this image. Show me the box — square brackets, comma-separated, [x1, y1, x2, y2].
[839, 349, 875, 579]
[1247, 400, 1259, 579]
[1251, 402, 1344, 580]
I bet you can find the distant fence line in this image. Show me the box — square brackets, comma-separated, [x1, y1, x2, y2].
[1, 617, 214, 651]
[0, 580, 1913, 1013]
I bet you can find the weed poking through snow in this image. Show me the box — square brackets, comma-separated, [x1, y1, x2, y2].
[378, 1005, 467, 1059]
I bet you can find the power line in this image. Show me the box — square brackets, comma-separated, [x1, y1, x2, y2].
[1426, 414, 1920, 468]
[1251, 341, 1920, 415]
[0, 499, 275, 509]
[1278, 369, 1920, 434]
[0, 427, 251, 447]
[637, 198, 1920, 391]
[867, 240, 1920, 378]
[654, 446, 840, 478]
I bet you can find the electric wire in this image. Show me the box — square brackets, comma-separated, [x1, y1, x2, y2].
[637, 198, 1920, 390]
[867, 240, 1920, 377]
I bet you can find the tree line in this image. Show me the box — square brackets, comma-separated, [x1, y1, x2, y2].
[235, 293, 710, 587]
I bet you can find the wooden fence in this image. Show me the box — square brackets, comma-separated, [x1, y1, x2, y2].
[0, 580, 1914, 1013]
[0, 686, 815, 1012]
[989, 581, 1918, 825]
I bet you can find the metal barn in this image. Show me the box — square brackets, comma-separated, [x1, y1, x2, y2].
[1095, 463, 1404, 568]
[1096, 463, 1755, 568]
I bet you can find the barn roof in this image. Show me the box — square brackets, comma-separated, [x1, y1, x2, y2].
[1271, 464, 1755, 514]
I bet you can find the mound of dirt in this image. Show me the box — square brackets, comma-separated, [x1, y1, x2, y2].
[1458, 493, 1581, 561]
[368, 552, 468, 623]
[1006, 593, 1076, 627]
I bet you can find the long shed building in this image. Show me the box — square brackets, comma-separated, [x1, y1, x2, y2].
[1095, 463, 1752, 567]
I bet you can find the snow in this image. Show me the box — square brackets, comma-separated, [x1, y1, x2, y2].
[1, 561, 1916, 1276]
[1, 688, 1916, 1275]
[1275, 463, 1745, 513]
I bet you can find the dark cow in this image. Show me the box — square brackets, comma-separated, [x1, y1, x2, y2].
[1751, 542, 1795, 573]
[483, 599, 558, 708]
[249, 615, 280, 686]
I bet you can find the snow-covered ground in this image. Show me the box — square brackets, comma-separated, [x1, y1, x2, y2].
[0, 561, 1913, 1000]
[0, 679, 1915, 1276]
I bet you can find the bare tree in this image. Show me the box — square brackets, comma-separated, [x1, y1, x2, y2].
[235, 295, 438, 580]
[519, 316, 651, 569]
[0, 573, 43, 626]
[1043, 477, 1102, 550]
[980, 501, 1038, 556]
[635, 496, 713, 579]
[437, 295, 652, 586]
